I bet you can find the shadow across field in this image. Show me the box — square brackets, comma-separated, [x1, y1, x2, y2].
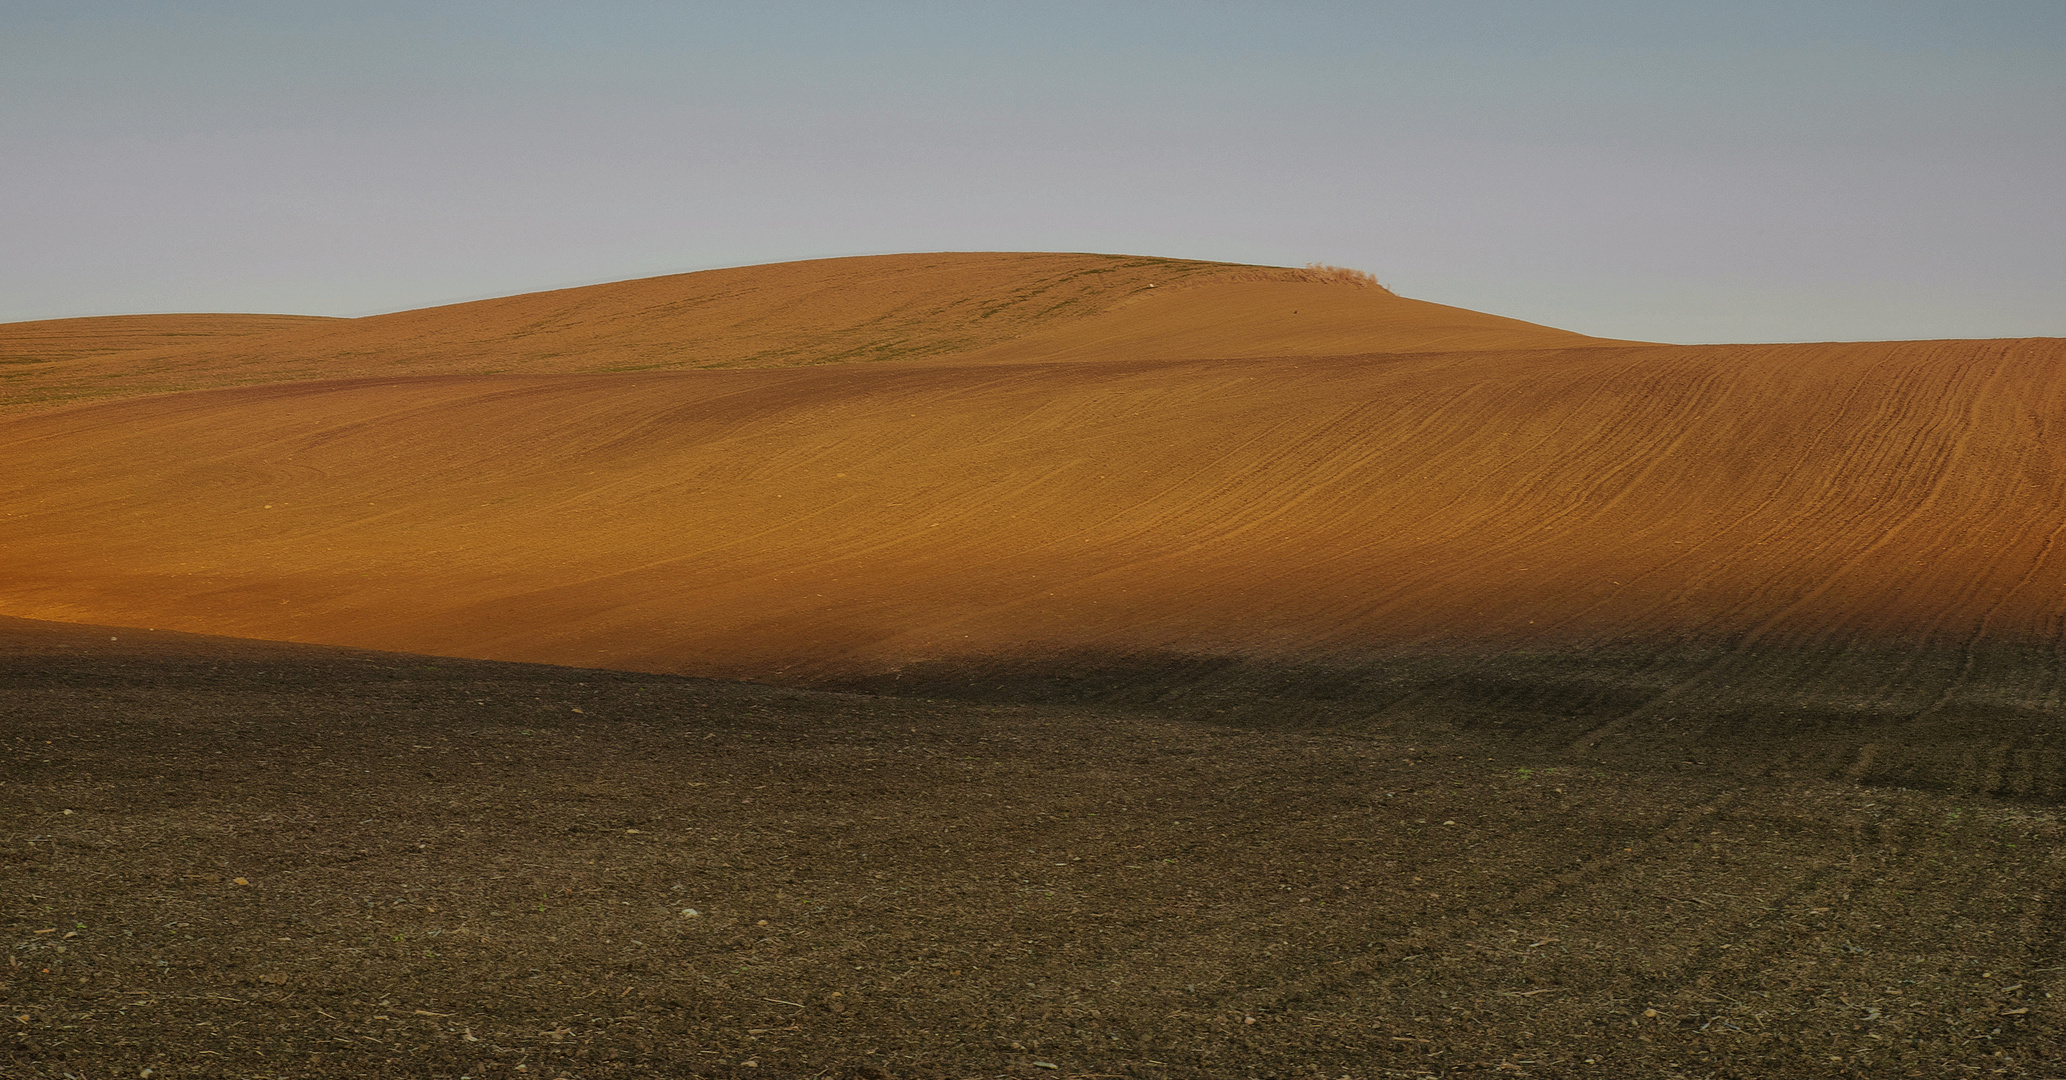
[833, 639, 2066, 804]
[4, 617, 2061, 1078]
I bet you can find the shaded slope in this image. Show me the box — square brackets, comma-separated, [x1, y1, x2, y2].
[7, 615, 2059, 1076]
[0, 252, 1623, 414]
[4, 337, 2064, 691]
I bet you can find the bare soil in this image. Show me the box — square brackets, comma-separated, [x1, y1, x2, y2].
[6, 253, 1560, 415]
[8, 335, 2064, 688]
[5, 616, 2061, 1079]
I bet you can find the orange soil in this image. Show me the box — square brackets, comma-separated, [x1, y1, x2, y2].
[0, 253, 1622, 415]
[0, 312, 343, 361]
[0, 313, 342, 409]
[2, 251, 2061, 682]
[951, 279, 1617, 365]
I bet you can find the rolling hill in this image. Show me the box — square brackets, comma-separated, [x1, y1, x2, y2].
[8, 252, 2066, 1075]
[3, 253, 2063, 736]
[0, 252, 1620, 416]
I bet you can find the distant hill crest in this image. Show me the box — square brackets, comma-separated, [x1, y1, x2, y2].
[0, 251, 1618, 414]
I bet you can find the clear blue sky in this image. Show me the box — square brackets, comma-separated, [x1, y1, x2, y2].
[4, 1, 2061, 343]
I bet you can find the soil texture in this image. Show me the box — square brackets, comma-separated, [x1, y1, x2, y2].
[5, 617, 2061, 1079]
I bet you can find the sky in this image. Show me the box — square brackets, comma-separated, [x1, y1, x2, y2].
[3, 1, 2062, 343]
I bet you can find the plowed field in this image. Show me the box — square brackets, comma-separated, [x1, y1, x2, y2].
[4, 336, 2064, 685]
[0, 254, 1615, 416]
[2, 253, 2063, 1077]
[5, 616, 2063, 1079]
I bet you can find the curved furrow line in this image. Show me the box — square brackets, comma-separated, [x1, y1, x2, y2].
[798, 392, 1408, 617]
[1593, 796, 1909, 984]
[1621, 345, 1891, 625]
[489, 451, 1101, 610]
[1563, 348, 2015, 751]
[1464, 356, 1746, 635]
[1555, 795, 2054, 1064]
[913, 383, 1513, 639]
[1916, 471, 2066, 723]
[1089, 399, 1416, 558]
[1142, 396, 1563, 571]
[1347, 353, 1716, 541]
[985, 384, 1362, 556]
[1226, 784, 1755, 1020]
[1695, 346, 1978, 633]
[1234, 357, 1748, 642]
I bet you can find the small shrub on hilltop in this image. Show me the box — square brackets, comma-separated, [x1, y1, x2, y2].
[1299, 263, 1386, 288]
[1221, 263, 1391, 291]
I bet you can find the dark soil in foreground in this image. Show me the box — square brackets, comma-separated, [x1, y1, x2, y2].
[3, 617, 2062, 1079]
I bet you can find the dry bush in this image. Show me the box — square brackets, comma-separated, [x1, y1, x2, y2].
[1298, 263, 1386, 288]
[1220, 263, 1391, 292]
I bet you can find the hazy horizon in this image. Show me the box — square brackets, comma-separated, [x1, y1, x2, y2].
[5, 1, 2062, 344]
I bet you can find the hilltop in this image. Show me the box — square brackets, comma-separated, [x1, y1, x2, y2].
[0, 252, 1621, 414]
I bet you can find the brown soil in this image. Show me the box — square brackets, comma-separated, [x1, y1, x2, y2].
[0, 253, 1616, 416]
[4, 253, 2063, 1076]
[4, 615, 2061, 1079]
[0, 314, 344, 411]
[0, 314, 344, 366]
[4, 336, 2064, 685]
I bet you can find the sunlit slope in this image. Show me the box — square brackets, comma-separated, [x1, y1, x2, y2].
[4, 337, 2064, 681]
[0, 314, 342, 409]
[0, 253, 1621, 414]
[950, 280, 1627, 364]
[0, 313, 344, 359]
